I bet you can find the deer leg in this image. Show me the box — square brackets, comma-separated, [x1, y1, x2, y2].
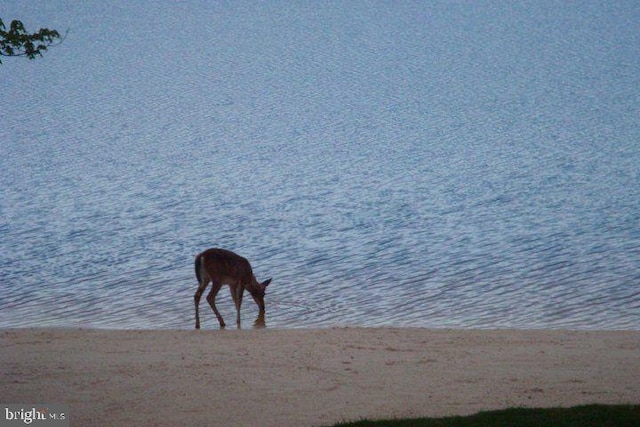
[194, 280, 209, 330]
[230, 284, 244, 327]
[206, 281, 225, 328]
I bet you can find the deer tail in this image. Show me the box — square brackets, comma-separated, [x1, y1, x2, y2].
[195, 254, 203, 284]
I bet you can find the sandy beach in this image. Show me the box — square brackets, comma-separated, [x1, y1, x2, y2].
[1, 328, 638, 426]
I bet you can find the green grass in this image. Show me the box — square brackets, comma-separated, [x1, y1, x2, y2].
[330, 405, 640, 427]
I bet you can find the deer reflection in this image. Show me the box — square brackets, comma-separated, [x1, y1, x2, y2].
[253, 311, 266, 329]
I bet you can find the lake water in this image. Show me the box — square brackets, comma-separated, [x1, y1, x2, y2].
[1, 1, 639, 330]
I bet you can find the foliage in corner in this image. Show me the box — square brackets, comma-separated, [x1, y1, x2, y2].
[0, 18, 62, 64]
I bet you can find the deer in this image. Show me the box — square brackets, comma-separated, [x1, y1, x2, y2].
[194, 248, 272, 329]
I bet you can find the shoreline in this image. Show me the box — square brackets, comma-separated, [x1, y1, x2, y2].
[2, 328, 639, 426]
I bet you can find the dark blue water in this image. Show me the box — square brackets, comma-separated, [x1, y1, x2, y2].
[1, 1, 639, 329]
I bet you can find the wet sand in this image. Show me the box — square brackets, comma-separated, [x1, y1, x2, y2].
[1, 328, 638, 426]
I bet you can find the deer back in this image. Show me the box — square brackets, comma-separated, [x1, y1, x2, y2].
[198, 248, 256, 286]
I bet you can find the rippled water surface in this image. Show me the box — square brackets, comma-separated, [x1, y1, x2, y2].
[1, 1, 639, 330]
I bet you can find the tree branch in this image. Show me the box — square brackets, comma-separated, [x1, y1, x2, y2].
[0, 18, 65, 63]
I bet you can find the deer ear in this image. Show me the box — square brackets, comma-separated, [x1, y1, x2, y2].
[262, 278, 272, 287]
